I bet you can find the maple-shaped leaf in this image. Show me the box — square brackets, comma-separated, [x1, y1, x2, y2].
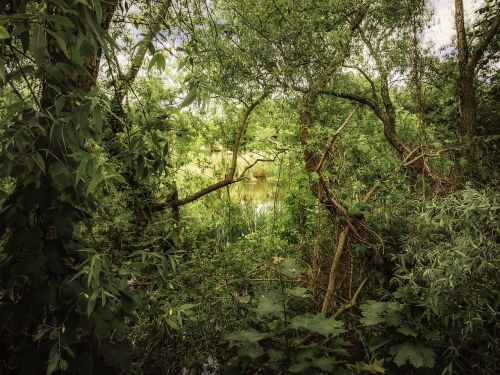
[390, 340, 435, 368]
[290, 313, 345, 336]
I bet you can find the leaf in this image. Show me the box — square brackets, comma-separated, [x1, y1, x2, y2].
[0, 57, 5, 82]
[48, 15, 75, 28]
[290, 314, 345, 336]
[361, 359, 386, 373]
[31, 152, 46, 173]
[253, 296, 282, 316]
[75, 157, 88, 184]
[360, 300, 389, 326]
[177, 303, 198, 312]
[93, 0, 103, 23]
[148, 53, 166, 71]
[0, 26, 9, 39]
[311, 357, 338, 371]
[87, 298, 96, 316]
[397, 325, 418, 337]
[310, 171, 320, 183]
[289, 360, 312, 373]
[55, 95, 65, 115]
[49, 162, 72, 188]
[179, 85, 198, 108]
[87, 169, 103, 194]
[46, 30, 70, 58]
[238, 343, 264, 359]
[390, 340, 435, 368]
[284, 286, 310, 298]
[226, 329, 269, 344]
[279, 257, 303, 276]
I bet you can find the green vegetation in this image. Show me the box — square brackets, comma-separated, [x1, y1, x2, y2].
[0, 0, 498, 374]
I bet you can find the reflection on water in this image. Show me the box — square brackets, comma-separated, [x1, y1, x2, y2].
[238, 174, 276, 216]
[177, 151, 279, 215]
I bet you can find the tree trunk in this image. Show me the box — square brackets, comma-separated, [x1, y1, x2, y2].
[458, 68, 476, 162]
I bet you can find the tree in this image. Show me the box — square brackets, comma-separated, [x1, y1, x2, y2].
[454, 0, 499, 162]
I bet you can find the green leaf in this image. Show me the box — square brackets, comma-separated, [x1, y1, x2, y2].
[238, 343, 264, 359]
[31, 152, 46, 173]
[253, 296, 282, 316]
[179, 85, 198, 108]
[48, 15, 75, 28]
[46, 30, 70, 58]
[361, 360, 386, 373]
[75, 157, 88, 184]
[0, 26, 9, 39]
[148, 53, 166, 71]
[390, 340, 435, 368]
[311, 357, 338, 371]
[284, 286, 310, 298]
[93, 0, 103, 23]
[0, 57, 5, 82]
[226, 329, 269, 344]
[55, 95, 65, 115]
[289, 360, 312, 373]
[360, 300, 389, 326]
[290, 314, 345, 336]
[49, 162, 72, 188]
[397, 325, 418, 337]
[279, 257, 303, 276]
[87, 169, 103, 194]
[310, 171, 320, 183]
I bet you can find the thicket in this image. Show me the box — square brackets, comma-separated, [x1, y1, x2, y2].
[0, 0, 498, 374]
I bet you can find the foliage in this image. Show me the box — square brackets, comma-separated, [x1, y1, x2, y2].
[0, 0, 498, 374]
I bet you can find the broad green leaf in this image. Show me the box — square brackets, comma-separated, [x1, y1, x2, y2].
[360, 300, 389, 326]
[148, 53, 166, 71]
[290, 314, 345, 336]
[253, 296, 282, 316]
[284, 286, 310, 298]
[238, 343, 264, 359]
[87, 170, 103, 194]
[75, 157, 88, 184]
[279, 257, 303, 276]
[92, 0, 103, 23]
[289, 361, 312, 373]
[390, 340, 435, 368]
[226, 329, 269, 344]
[311, 357, 339, 371]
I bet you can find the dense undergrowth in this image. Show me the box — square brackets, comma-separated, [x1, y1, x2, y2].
[0, 0, 499, 374]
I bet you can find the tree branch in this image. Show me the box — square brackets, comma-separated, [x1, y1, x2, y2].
[153, 91, 269, 209]
[468, 13, 500, 71]
[315, 108, 357, 172]
[332, 277, 368, 319]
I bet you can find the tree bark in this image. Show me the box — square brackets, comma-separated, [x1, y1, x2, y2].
[454, 0, 500, 163]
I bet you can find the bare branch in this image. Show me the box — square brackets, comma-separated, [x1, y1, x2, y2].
[315, 108, 357, 173]
[332, 277, 368, 319]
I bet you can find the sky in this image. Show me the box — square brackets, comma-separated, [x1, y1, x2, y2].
[426, 0, 483, 50]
